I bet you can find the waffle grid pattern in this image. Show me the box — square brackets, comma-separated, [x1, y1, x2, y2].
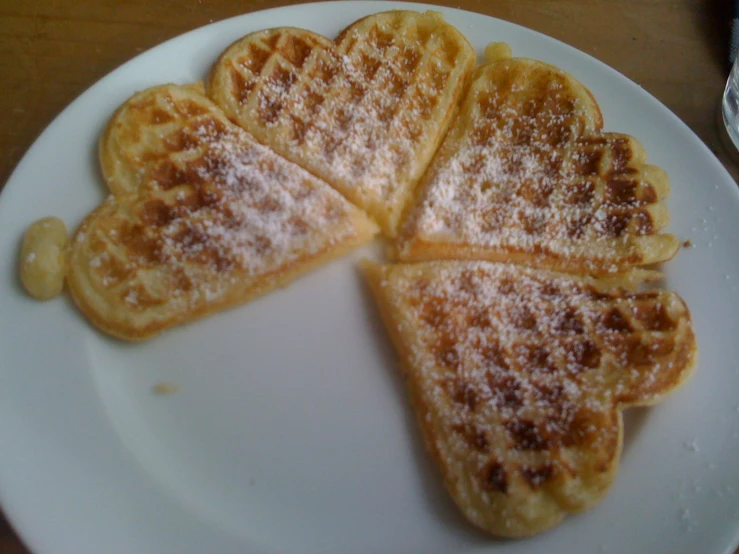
[398, 59, 678, 272]
[209, 12, 475, 233]
[366, 260, 695, 535]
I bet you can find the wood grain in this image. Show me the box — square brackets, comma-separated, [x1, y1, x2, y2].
[0, 1, 736, 553]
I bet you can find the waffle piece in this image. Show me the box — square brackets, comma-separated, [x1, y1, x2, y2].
[395, 56, 681, 274]
[363, 260, 696, 537]
[67, 84, 378, 340]
[207, 10, 476, 236]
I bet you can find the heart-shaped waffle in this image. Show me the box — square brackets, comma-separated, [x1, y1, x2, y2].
[67, 84, 377, 340]
[54, 13, 698, 542]
[207, 10, 476, 236]
[395, 56, 681, 274]
[363, 260, 696, 537]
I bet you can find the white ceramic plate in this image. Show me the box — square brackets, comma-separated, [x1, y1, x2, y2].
[1, 2, 738, 553]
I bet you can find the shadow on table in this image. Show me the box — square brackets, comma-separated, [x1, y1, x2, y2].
[698, 0, 734, 70]
[0, 509, 30, 554]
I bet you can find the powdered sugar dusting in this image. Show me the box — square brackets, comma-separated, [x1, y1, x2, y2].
[229, 21, 469, 227]
[379, 260, 693, 510]
[254, 40, 429, 198]
[259, 54, 422, 199]
[88, 90, 358, 310]
[156, 121, 352, 285]
[402, 63, 666, 271]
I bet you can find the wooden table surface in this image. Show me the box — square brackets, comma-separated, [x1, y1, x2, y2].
[0, 0, 736, 552]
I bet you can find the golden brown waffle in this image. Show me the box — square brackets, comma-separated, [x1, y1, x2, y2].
[67, 83, 378, 340]
[53, 16, 697, 540]
[363, 260, 696, 537]
[207, 10, 476, 236]
[395, 56, 680, 274]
